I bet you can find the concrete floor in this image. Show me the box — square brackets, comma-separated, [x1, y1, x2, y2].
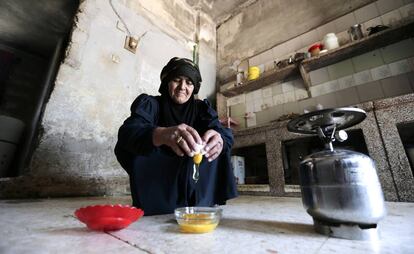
[0, 195, 413, 254]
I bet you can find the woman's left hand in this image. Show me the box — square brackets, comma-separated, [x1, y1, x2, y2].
[202, 130, 224, 162]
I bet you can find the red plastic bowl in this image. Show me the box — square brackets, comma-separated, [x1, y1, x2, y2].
[74, 204, 144, 231]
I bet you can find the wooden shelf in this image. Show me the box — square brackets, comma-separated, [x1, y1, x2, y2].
[301, 20, 414, 72]
[219, 20, 414, 98]
[221, 64, 299, 97]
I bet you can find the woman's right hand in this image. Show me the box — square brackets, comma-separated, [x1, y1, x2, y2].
[152, 124, 203, 157]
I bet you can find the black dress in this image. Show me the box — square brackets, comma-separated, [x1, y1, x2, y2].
[115, 94, 238, 215]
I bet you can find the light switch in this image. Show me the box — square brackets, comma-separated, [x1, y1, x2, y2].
[124, 36, 138, 54]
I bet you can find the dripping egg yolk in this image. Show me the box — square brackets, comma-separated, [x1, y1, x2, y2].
[193, 153, 202, 165]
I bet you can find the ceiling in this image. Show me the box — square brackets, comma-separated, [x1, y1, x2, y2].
[0, 0, 248, 58]
[185, 0, 254, 24]
[0, 0, 79, 57]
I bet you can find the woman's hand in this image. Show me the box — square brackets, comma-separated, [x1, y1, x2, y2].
[153, 124, 203, 157]
[202, 129, 224, 162]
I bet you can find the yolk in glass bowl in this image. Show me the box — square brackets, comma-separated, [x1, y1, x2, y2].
[178, 213, 218, 233]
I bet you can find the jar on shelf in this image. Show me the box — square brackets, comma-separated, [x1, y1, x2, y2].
[308, 43, 323, 57]
[323, 33, 339, 50]
[247, 66, 260, 81]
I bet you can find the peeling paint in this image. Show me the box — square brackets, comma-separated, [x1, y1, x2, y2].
[0, 0, 217, 198]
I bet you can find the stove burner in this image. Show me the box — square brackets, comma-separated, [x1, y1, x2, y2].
[313, 219, 379, 241]
[287, 107, 386, 241]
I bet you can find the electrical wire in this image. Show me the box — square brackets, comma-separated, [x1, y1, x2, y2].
[109, 0, 131, 36]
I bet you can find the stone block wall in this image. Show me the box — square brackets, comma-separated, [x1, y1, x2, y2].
[233, 94, 414, 202]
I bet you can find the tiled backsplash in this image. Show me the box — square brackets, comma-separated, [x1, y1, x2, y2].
[226, 0, 414, 129]
[248, 1, 414, 67]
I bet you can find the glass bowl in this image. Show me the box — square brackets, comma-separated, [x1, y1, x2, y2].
[74, 204, 144, 231]
[174, 207, 222, 233]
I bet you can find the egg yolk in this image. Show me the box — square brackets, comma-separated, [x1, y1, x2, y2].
[193, 153, 202, 165]
[179, 213, 218, 233]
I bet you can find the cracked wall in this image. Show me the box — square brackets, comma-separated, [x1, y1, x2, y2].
[0, 0, 217, 198]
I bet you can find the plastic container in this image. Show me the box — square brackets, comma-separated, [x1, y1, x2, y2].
[175, 207, 222, 233]
[74, 204, 144, 231]
[231, 156, 245, 184]
[308, 43, 323, 57]
[247, 66, 260, 80]
[323, 33, 339, 50]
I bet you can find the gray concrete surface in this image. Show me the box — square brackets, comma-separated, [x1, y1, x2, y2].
[0, 195, 413, 254]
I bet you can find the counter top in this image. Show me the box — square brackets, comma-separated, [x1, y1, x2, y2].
[1, 195, 413, 253]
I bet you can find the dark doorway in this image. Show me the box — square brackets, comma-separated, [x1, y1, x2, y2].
[397, 121, 414, 176]
[232, 144, 269, 184]
[0, 0, 80, 177]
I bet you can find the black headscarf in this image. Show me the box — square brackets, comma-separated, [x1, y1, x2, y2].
[158, 57, 202, 127]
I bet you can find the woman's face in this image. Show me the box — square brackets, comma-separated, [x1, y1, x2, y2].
[168, 76, 194, 104]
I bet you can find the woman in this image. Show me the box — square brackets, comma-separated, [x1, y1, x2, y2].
[115, 57, 238, 215]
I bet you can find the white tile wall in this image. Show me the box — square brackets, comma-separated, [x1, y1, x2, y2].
[246, 91, 254, 102]
[273, 94, 285, 105]
[371, 65, 392, 80]
[316, 20, 337, 39]
[282, 81, 295, 93]
[300, 30, 319, 48]
[272, 84, 283, 95]
[338, 75, 356, 90]
[289, 36, 303, 53]
[227, 94, 246, 106]
[408, 57, 414, 71]
[380, 9, 403, 26]
[334, 12, 357, 33]
[292, 79, 305, 89]
[407, 72, 414, 91]
[259, 49, 274, 64]
[315, 93, 338, 109]
[310, 84, 328, 97]
[246, 1, 413, 75]
[252, 90, 262, 99]
[235, 1, 414, 129]
[295, 89, 309, 100]
[271, 44, 286, 60]
[335, 87, 360, 107]
[389, 59, 411, 75]
[355, 2, 380, 23]
[245, 100, 254, 113]
[284, 91, 296, 103]
[262, 87, 273, 98]
[399, 3, 414, 21]
[380, 74, 413, 97]
[310, 67, 330, 85]
[248, 54, 262, 67]
[356, 81, 384, 102]
[324, 80, 340, 94]
[246, 113, 257, 127]
[253, 98, 263, 112]
[262, 96, 274, 109]
[351, 74, 367, 89]
[376, 0, 404, 15]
